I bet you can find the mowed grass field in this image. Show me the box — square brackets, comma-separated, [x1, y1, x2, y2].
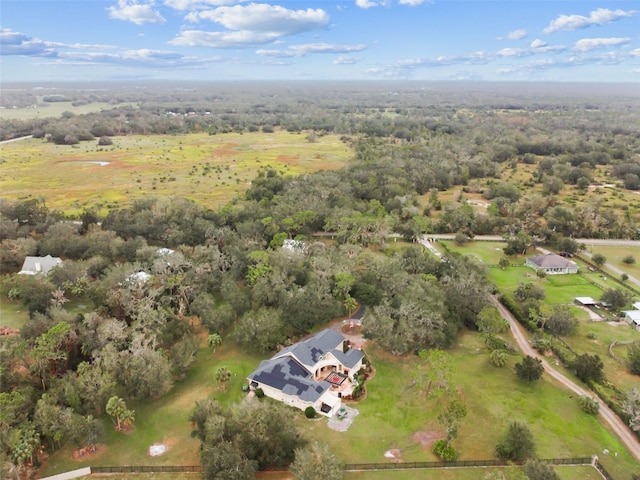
[0, 132, 353, 215]
[489, 266, 604, 304]
[585, 244, 640, 280]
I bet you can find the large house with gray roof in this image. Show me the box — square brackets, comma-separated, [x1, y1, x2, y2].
[247, 329, 364, 417]
[18, 255, 62, 275]
[525, 253, 578, 275]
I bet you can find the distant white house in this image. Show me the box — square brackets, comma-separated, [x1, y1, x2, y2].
[123, 271, 151, 286]
[282, 239, 306, 254]
[247, 329, 364, 417]
[623, 310, 640, 329]
[526, 254, 579, 275]
[18, 255, 62, 275]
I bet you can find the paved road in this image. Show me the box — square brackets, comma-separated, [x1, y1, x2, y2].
[0, 135, 33, 145]
[581, 251, 640, 288]
[424, 234, 640, 247]
[491, 297, 640, 462]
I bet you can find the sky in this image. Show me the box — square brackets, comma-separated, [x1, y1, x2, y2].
[1, 0, 639, 83]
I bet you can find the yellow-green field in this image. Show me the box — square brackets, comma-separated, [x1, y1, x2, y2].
[0, 132, 353, 215]
[0, 101, 136, 120]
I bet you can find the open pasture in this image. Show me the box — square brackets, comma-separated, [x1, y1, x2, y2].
[0, 131, 352, 215]
[0, 101, 135, 121]
[564, 318, 640, 391]
[585, 245, 640, 281]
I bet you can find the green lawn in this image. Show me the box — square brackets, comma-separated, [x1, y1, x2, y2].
[40, 331, 639, 479]
[441, 241, 509, 266]
[489, 266, 604, 304]
[585, 245, 640, 280]
[38, 341, 264, 476]
[0, 299, 29, 329]
[293, 332, 637, 478]
[561, 319, 640, 391]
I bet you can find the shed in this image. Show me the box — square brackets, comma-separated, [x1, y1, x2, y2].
[575, 297, 598, 306]
[624, 310, 640, 327]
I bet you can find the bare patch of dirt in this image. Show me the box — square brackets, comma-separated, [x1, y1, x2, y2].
[276, 154, 299, 166]
[413, 431, 445, 448]
[384, 448, 402, 462]
[0, 326, 20, 336]
[73, 444, 106, 461]
[341, 323, 362, 336]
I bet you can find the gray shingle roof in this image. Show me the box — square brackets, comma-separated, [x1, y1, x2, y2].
[528, 254, 577, 268]
[275, 329, 345, 367]
[247, 329, 364, 403]
[19, 255, 62, 275]
[247, 356, 330, 402]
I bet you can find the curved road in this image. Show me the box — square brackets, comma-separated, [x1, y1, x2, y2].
[492, 297, 640, 462]
[0, 135, 33, 145]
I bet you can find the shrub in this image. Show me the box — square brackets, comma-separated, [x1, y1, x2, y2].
[496, 421, 536, 460]
[578, 396, 600, 415]
[623, 255, 636, 265]
[304, 407, 317, 419]
[524, 459, 560, 480]
[531, 336, 552, 354]
[490, 349, 508, 368]
[432, 439, 458, 461]
[515, 355, 544, 382]
[255, 388, 265, 399]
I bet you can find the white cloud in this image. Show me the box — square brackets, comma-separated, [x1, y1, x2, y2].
[163, 0, 240, 11]
[356, 0, 380, 9]
[63, 49, 215, 68]
[496, 47, 533, 57]
[108, 0, 166, 25]
[530, 39, 547, 49]
[629, 48, 640, 57]
[574, 37, 630, 52]
[543, 8, 637, 34]
[398, 0, 428, 6]
[333, 55, 359, 65]
[190, 4, 329, 33]
[0, 29, 57, 56]
[256, 42, 366, 58]
[505, 29, 528, 40]
[175, 3, 329, 48]
[171, 29, 280, 47]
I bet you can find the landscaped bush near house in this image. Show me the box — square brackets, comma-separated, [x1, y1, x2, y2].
[305, 407, 317, 419]
[255, 388, 265, 399]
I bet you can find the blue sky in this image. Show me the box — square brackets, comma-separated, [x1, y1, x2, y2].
[1, 1, 639, 82]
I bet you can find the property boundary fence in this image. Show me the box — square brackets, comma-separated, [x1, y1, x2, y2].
[593, 459, 615, 480]
[92, 465, 202, 473]
[342, 457, 592, 471]
[52, 457, 614, 478]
